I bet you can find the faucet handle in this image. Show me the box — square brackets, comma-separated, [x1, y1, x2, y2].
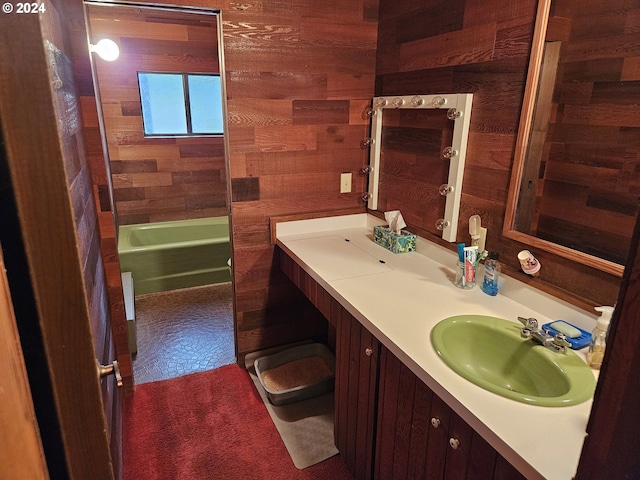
[517, 316, 538, 329]
[553, 332, 571, 350]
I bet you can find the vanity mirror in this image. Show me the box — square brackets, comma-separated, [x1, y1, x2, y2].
[365, 93, 473, 242]
[504, 0, 639, 277]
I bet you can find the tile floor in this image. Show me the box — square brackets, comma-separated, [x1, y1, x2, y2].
[132, 282, 235, 384]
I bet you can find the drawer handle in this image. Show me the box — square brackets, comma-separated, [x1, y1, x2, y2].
[449, 438, 460, 450]
[365, 348, 373, 357]
[430, 417, 441, 428]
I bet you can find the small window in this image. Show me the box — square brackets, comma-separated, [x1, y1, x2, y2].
[138, 72, 224, 136]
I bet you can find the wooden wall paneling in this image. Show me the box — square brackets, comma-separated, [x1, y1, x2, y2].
[223, 0, 377, 363]
[375, 0, 624, 306]
[399, 24, 497, 72]
[527, 3, 640, 267]
[88, 4, 227, 225]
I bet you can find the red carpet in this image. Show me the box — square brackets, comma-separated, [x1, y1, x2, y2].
[123, 364, 354, 479]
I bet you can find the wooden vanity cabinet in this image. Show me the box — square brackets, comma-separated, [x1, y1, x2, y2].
[374, 346, 525, 480]
[278, 248, 526, 480]
[335, 309, 380, 480]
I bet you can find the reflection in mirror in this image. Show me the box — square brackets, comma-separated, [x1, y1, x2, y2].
[505, 0, 640, 277]
[85, 3, 233, 369]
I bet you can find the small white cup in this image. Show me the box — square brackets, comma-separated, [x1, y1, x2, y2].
[518, 250, 541, 276]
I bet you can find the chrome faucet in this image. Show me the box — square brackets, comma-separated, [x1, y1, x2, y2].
[517, 317, 571, 354]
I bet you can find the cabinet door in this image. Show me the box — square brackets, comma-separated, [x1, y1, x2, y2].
[426, 393, 452, 479]
[335, 308, 379, 480]
[444, 410, 475, 479]
[376, 346, 438, 480]
[375, 344, 525, 480]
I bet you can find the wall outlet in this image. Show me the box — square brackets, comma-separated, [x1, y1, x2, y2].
[340, 173, 352, 193]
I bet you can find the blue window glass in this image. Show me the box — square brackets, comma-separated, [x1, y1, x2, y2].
[188, 75, 224, 134]
[137, 72, 224, 136]
[138, 73, 188, 135]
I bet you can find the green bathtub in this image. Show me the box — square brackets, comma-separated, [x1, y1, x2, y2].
[118, 216, 231, 295]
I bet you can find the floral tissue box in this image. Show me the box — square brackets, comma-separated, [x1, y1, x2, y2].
[373, 225, 417, 254]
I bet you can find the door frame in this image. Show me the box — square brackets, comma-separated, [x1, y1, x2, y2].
[0, 245, 49, 479]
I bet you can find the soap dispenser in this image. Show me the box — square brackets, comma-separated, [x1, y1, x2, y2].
[586, 306, 614, 370]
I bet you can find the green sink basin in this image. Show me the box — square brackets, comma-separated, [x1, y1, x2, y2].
[431, 315, 596, 407]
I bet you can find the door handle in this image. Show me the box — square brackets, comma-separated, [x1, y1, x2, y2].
[98, 360, 123, 388]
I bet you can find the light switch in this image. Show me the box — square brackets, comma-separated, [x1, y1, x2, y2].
[340, 173, 352, 193]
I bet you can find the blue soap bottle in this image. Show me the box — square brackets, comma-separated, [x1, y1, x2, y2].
[481, 251, 500, 296]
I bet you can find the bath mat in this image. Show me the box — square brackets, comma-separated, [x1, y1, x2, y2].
[245, 349, 339, 469]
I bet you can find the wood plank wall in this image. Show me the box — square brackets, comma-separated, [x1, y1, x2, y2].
[221, 1, 378, 361]
[74, 0, 627, 372]
[88, 5, 228, 225]
[81, 0, 377, 362]
[374, 0, 623, 306]
[376, 108, 452, 235]
[532, 0, 640, 266]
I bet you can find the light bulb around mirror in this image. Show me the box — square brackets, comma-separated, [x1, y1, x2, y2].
[447, 108, 462, 120]
[375, 98, 387, 108]
[91, 38, 120, 61]
[438, 184, 454, 196]
[442, 146, 458, 159]
[361, 137, 375, 148]
[435, 218, 450, 230]
[391, 97, 404, 108]
[432, 96, 446, 107]
[410, 95, 423, 107]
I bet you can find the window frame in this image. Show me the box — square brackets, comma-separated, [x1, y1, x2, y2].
[137, 71, 224, 138]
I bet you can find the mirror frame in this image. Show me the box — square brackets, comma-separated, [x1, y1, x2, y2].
[502, 0, 624, 277]
[367, 93, 473, 242]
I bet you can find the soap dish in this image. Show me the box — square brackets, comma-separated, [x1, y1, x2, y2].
[542, 320, 591, 350]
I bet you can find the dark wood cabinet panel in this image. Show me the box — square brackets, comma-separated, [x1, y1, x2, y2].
[336, 307, 379, 480]
[444, 411, 475, 479]
[425, 393, 451, 479]
[465, 431, 498, 479]
[375, 345, 524, 480]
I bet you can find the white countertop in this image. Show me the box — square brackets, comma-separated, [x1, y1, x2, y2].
[276, 213, 600, 480]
